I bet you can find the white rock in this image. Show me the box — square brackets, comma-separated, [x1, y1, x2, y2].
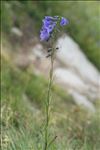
[56, 35, 100, 87]
[70, 91, 95, 113]
[54, 34, 100, 112]
[11, 27, 23, 37]
[32, 44, 45, 59]
[54, 68, 87, 92]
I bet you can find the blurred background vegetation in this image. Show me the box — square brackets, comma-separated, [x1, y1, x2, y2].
[1, 1, 100, 150]
[1, 0, 100, 69]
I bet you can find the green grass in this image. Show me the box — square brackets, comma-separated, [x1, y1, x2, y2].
[1, 50, 100, 150]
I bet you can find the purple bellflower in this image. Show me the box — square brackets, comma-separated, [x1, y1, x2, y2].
[40, 16, 69, 41]
[40, 28, 50, 41]
[60, 17, 69, 26]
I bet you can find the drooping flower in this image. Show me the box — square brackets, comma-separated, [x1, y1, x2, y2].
[40, 16, 57, 41]
[40, 16, 69, 41]
[60, 17, 69, 26]
[40, 28, 50, 41]
[43, 20, 56, 33]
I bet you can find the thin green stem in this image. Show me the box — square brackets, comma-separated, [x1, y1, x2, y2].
[44, 47, 55, 150]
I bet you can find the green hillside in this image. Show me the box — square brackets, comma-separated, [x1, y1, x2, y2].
[1, 1, 100, 149]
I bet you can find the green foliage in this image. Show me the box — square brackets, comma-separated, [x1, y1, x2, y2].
[1, 1, 13, 33]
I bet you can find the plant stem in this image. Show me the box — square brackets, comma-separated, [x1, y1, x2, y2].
[44, 47, 55, 150]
